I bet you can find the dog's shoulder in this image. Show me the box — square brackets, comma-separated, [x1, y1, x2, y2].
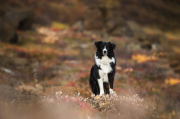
[111, 57, 116, 64]
[94, 53, 101, 67]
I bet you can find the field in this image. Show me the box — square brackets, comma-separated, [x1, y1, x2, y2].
[1, 0, 180, 118]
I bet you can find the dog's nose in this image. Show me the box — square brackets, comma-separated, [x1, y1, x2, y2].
[104, 51, 107, 53]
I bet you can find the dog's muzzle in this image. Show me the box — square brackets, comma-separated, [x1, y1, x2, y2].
[103, 46, 107, 55]
[103, 50, 107, 55]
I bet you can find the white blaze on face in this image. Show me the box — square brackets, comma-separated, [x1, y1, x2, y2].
[103, 46, 107, 55]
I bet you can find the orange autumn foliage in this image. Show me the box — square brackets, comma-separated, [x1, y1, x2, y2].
[132, 54, 157, 63]
[165, 78, 180, 85]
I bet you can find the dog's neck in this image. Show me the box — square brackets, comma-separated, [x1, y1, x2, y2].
[94, 53, 116, 68]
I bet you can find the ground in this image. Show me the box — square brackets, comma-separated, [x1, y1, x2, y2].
[0, 22, 180, 119]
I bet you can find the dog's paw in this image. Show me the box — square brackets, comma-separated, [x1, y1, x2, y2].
[99, 93, 104, 97]
[109, 89, 114, 94]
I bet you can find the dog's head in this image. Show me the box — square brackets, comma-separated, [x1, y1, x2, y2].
[95, 41, 116, 56]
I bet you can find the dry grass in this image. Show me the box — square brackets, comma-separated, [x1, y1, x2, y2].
[0, 88, 154, 119]
[88, 92, 152, 119]
[40, 90, 154, 119]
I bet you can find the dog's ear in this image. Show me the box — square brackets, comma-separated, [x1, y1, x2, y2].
[109, 42, 116, 49]
[95, 41, 103, 48]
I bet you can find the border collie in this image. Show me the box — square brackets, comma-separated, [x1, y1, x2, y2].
[89, 41, 116, 96]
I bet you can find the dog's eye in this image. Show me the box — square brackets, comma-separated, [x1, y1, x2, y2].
[106, 46, 109, 48]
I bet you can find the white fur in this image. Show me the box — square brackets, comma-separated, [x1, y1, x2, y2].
[95, 54, 115, 72]
[112, 57, 115, 64]
[103, 46, 107, 55]
[94, 55, 100, 67]
[109, 88, 114, 94]
[98, 70, 105, 96]
[95, 54, 116, 96]
[100, 55, 113, 73]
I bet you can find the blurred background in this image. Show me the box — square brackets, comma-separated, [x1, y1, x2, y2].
[0, 0, 180, 118]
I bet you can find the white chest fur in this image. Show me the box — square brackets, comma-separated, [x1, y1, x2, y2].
[100, 56, 113, 73]
[95, 55, 115, 74]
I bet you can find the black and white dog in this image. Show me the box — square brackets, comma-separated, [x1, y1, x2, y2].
[89, 41, 116, 96]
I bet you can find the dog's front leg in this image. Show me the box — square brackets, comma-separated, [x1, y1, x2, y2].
[98, 78, 104, 96]
[98, 70, 105, 96]
[108, 72, 115, 94]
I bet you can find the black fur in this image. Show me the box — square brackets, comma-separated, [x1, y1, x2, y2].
[89, 41, 116, 95]
[89, 64, 100, 95]
[95, 41, 116, 59]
